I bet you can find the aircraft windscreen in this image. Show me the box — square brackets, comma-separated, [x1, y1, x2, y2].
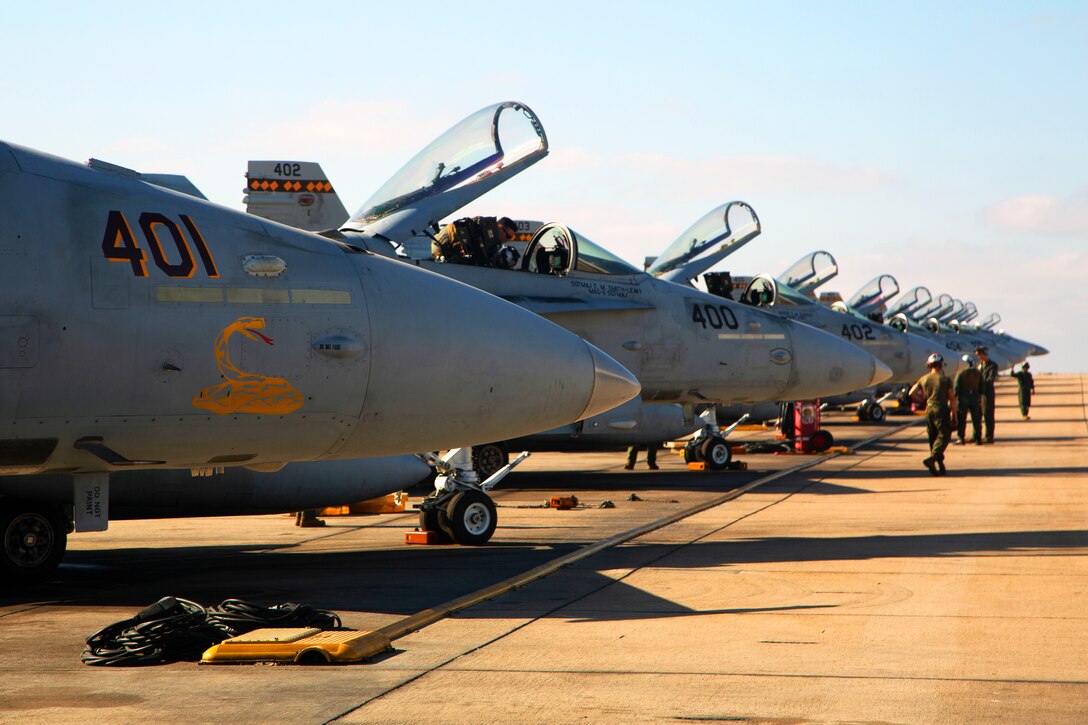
[351, 102, 546, 223]
[960, 302, 978, 322]
[780, 251, 838, 294]
[571, 230, 641, 275]
[847, 274, 899, 313]
[647, 202, 759, 276]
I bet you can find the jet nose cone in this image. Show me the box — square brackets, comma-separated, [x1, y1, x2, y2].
[784, 322, 893, 399]
[349, 256, 641, 455]
[871, 357, 894, 386]
[579, 343, 642, 420]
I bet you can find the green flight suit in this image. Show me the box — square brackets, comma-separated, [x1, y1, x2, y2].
[954, 366, 982, 443]
[918, 370, 953, 462]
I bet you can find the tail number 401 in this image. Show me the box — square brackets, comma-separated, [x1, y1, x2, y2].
[101, 210, 218, 279]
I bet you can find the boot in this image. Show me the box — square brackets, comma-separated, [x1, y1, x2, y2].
[923, 457, 938, 476]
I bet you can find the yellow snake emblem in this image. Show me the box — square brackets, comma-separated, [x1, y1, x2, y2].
[193, 316, 304, 414]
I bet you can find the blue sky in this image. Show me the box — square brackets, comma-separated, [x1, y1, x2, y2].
[4, 1, 1085, 370]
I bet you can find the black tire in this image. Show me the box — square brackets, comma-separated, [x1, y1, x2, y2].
[810, 430, 834, 452]
[1, 503, 67, 581]
[868, 403, 886, 423]
[472, 442, 509, 481]
[683, 442, 703, 464]
[418, 506, 452, 543]
[700, 436, 732, 470]
[440, 490, 497, 546]
[856, 401, 871, 421]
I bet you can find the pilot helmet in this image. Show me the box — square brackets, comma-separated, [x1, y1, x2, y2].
[961, 354, 973, 365]
[926, 353, 944, 366]
[494, 244, 521, 270]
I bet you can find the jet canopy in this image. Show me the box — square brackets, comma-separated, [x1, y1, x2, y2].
[913, 293, 954, 322]
[647, 201, 761, 283]
[978, 312, 1001, 331]
[779, 251, 838, 295]
[887, 286, 932, 316]
[847, 274, 900, 317]
[521, 223, 641, 276]
[349, 101, 548, 226]
[960, 302, 979, 323]
[937, 299, 965, 324]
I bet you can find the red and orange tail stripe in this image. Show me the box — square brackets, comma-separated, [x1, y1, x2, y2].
[248, 179, 336, 193]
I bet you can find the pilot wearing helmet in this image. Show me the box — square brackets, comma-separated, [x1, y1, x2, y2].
[953, 354, 983, 445]
[909, 352, 957, 476]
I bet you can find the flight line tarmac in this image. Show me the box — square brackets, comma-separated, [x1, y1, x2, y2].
[0, 375, 1084, 723]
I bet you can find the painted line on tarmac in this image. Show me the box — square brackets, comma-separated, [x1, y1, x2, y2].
[364, 419, 921, 649]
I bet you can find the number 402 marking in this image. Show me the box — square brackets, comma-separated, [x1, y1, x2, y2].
[101, 210, 218, 278]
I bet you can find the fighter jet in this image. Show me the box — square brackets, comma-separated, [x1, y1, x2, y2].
[243, 102, 892, 478]
[0, 139, 640, 578]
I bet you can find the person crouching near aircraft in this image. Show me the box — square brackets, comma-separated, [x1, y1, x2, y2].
[909, 353, 957, 476]
[953, 354, 983, 445]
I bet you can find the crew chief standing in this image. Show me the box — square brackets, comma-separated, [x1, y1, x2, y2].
[976, 346, 998, 443]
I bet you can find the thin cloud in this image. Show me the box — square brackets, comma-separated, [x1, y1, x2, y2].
[620, 153, 900, 195]
[982, 191, 1088, 236]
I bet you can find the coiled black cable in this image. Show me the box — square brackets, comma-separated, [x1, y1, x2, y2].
[81, 596, 342, 666]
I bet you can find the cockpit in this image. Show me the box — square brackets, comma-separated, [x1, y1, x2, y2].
[740, 275, 814, 309]
[520, 223, 640, 276]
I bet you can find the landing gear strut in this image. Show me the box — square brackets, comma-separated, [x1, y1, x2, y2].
[682, 408, 747, 470]
[416, 447, 528, 545]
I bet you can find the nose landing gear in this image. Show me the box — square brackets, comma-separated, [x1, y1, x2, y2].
[415, 447, 529, 545]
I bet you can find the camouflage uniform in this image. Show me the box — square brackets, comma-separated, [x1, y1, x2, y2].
[916, 369, 954, 472]
[954, 366, 982, 444]
[978, 357, 999, 442]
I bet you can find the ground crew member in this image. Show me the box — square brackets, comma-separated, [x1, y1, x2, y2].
[624, 443, 660, 470]
[976, 346, 998, 443]
[909, 353, 957, 476]
[954, 354, 983, 445]
[1011, 362, 1035, 419]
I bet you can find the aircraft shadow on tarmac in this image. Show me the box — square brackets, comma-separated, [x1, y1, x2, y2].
[5, 527, 1086, 628]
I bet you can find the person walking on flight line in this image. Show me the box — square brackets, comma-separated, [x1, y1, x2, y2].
[954, 354, 983, 445]
[1011, 362, 1036, 419]
[976, 346, 998, 443]
[909, 353, 957, 476]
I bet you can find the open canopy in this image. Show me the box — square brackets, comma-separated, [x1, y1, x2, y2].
[779, 251, 838, 295]
[344, 101, 548, 240]
[847, 274, 900, 316]
[887, 286, 932, 317]
[647, 201, 760, 283]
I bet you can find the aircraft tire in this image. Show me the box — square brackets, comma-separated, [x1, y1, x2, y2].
[683, 443, 703, 464]
[419, 507, 452, 543]
[868, 403, 886, 423]
[856, 401, 871, 421]
[472, 442, 509, 481]
[1, 502, 67, 581]
[810, 430, 835, 452]
[700, 436, 732, 470]
[440, 490, 497, 546]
